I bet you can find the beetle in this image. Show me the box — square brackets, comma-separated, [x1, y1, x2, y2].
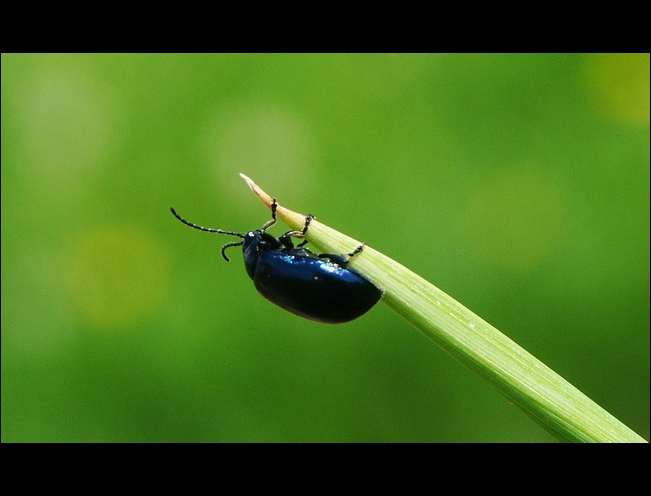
[170, 199, 382, 323]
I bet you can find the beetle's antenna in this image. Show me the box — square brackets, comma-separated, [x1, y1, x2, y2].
[170, 207, 246, 238]
[221, 241, 244, 262]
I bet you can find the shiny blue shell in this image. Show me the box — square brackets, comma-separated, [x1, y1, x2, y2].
[242, 230, 382, 323]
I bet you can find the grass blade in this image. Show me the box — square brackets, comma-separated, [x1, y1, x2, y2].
[240, 173, 647, 443]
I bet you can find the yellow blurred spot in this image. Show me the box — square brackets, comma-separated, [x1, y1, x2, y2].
[68, 225, 169, 330]
[584, 53, 650, 125]
[459, 168, 566, 271]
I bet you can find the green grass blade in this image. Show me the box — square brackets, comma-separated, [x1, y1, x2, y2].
[241, 173, 647, 443]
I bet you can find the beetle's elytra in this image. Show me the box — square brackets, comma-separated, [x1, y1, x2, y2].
[170, 200, 382, 323]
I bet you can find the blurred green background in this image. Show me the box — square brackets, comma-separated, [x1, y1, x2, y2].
[2, 53, 649, 442]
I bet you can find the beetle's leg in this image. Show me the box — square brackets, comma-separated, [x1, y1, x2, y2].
[302, 214, 314, 234]
[261, 198, 278, 231]
[317, 253, 349, 265]
[296, 214, 314, 247]
[278, 232, 295, 249]
[279, 213, 314, 249]
[317, 243, 366, 265]
[346, 242, 366, 258]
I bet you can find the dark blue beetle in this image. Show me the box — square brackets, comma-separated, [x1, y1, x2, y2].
[170, 200, 382, 323]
